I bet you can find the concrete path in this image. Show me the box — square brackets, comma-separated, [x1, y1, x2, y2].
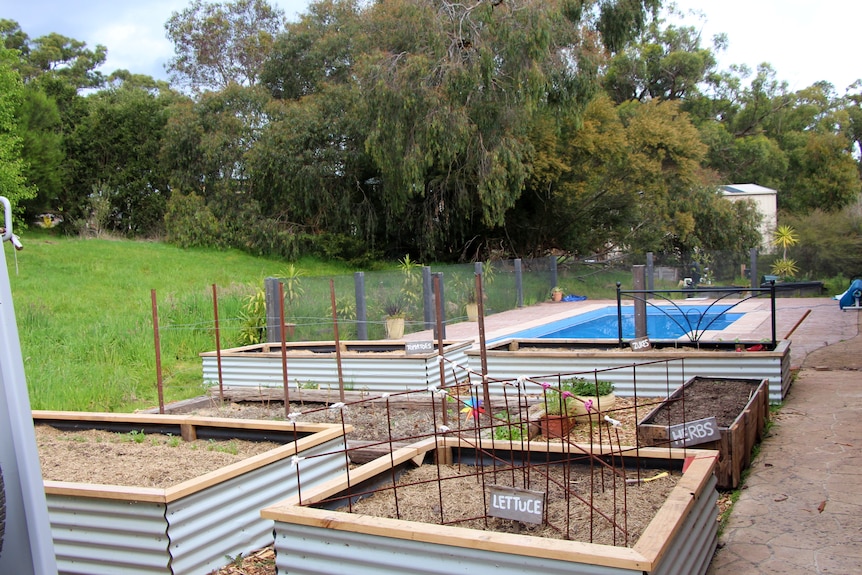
[707, 308, 862, 575]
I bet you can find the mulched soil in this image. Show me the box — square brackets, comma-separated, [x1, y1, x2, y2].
[639, 377, 763, 427]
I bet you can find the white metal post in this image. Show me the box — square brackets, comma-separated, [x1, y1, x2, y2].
[0, 197, 58, 574]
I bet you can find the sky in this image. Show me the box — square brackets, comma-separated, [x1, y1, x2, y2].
[2, 0, 861, 92]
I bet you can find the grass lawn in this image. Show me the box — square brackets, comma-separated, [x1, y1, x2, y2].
[4, 231, 352, 412]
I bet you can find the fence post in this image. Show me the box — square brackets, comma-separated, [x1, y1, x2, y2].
[646, 252, 654, 299]
[423, 266, 434, 330]
[549, 255, 558, 291]
[354, 272, 367, 340]
[433, 271, 446, 339]
[265, 277, 280, 343]
[633, 265, 647, 339]
[514, 258, 524, 308]
[750, 248, 758, 289]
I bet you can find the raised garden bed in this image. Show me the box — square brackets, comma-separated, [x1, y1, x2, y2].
[636, 377, 770, 489]
[34, 411, 349, 575]
[201, 340, 472, 394]
[469, 339, 790, 403]
[262, 438, 719, 575]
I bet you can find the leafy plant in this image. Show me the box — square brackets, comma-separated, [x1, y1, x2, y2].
[770, 225, 800, 279]
[120, 429, 147, 444]
[493, 421, 528, 441]
[384, 297, 406, 318]
[566, 377, 615, 397]
[237, 287, 267, 345]
[207, 439, 239, 455]
[280, 264, 305, 303]
[544, 378, 614, 415]
[770, 257, 799, 279]
[772, 224, 798, 259]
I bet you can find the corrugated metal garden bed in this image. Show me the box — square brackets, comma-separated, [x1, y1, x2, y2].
[468, 339, 791, 402]
[201, 340, 472, 395]
[262, 438, 719, 575]
[34, 411, 349, 575]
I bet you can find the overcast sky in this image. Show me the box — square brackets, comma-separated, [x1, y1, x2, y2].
[2, 0, 860, 92]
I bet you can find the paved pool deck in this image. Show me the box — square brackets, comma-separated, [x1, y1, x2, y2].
[408, 296, 862, 575]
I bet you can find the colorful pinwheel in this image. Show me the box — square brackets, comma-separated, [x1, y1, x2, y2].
[460, 397, 485, 422]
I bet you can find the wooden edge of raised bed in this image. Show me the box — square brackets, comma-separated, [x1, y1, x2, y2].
[199, 340, 473, 357]
[278, 437, 439, 507]
[264, 500, 650, 571]
[36, 411, 351, 503]
[33, 410, 349, 435]
[476, 339, 791, 358]
[262, 439, 718, 572]
[44, 481, 167, 503]
[632, 451, 718, 569]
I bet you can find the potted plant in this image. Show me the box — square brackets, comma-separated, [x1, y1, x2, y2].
[536, 379, 580, 438]
[565, 377, 616, 422]
[384, 298, 406, 339]
[551, 286, 564, 302]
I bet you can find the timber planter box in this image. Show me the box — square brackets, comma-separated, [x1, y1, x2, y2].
[262, 438, 719, 575]
[35, 411, 350, 575]
[636, 376, 770, 489]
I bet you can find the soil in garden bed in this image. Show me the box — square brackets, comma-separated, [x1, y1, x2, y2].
[36, 425, 282, 487]
[640, 377, 762, 427]
[348, 462, 679, 547]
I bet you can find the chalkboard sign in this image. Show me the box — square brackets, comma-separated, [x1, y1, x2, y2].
[487, 485, 545, 524]
[630, 336, 652, 351]
[668, 416, 720, 447]
[405, 341, 434, 355]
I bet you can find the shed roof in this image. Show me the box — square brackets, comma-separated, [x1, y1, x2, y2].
[721, 183, 777, 196]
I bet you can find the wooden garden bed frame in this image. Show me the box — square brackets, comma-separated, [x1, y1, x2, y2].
[636, 377, 770, 489]
[262, 438, 719, 575]
[35, 411, 350, 575]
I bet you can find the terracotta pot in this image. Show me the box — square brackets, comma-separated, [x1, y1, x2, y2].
[552, 291, 563, 302]
[385, 316, 405, 339]
[538, 414, 576, 438]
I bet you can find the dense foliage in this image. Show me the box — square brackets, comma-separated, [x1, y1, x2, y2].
[2, 1, 861, 276]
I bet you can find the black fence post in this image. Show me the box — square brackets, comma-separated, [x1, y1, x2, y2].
[646, 252, 654, 299]
[549, 255, 558, 292]
[422, 266, 434, 330]
[514, 258, 524, 308]
[354, 271, 367, 340]
[750, 248, 758, 289]
[265, 277, 280, 343]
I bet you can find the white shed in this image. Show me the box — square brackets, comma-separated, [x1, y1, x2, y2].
[721, 183, 778, 252]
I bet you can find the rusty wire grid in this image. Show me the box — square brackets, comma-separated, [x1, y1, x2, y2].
[282, 356, 685, 547]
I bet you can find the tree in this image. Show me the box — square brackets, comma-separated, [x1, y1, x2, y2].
[1, 21, 107, 90]
[15, 84, 64, 218]
[65, 84, 177, 235]
[603, 18, 719, 104]
[165, 0, 286, 92]
[0, 46, 35, 223]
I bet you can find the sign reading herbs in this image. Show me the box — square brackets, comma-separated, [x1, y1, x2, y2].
[668, 416, 720, 448]
[487, 485, 545, 525]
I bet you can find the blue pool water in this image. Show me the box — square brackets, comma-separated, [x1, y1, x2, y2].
[507, 305, 743, 340]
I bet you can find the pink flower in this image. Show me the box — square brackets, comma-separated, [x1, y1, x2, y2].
[584, 399, 593, 413]
[562, 391, 573, 398]
[541, 382, 552, 390]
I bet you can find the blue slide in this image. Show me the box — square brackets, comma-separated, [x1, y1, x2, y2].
[839, 279, 862, 310]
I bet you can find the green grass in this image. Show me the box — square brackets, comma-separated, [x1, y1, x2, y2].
[5, 230, 352, 412]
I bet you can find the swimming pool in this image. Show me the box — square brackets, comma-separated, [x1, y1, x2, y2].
[504, 305, 743, 340]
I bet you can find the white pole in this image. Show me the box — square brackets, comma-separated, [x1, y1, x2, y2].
[0, 196, 58, 574]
